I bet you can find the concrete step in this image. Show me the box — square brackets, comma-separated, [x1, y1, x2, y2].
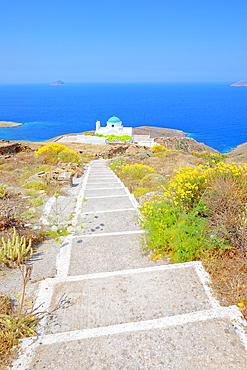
[68, 233, 167, 276]
[28, 315, 247, 369]
[78, 209, 139, 234]
[85, 182, 123, 189]
[44, 264, 212, 334]
[84, 188, 127, 197]
[87, 177, 116, 181]
[82, 196, 134, 212]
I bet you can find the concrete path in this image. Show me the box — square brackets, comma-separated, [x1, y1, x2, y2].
[13, 160, 247, 369]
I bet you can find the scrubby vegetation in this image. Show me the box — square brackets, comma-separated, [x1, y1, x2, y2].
[0, 142, 85, 366]
[0, 142, 83, 245]
[36, 143, 82, 165]
[110, 148, 247, 320]
[120, 163, 156, 179]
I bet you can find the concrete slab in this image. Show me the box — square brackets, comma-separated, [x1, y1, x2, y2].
[88, 171, 115, 176]
[87, 175, 116, 180]
[87, 178, 119, 183]
[29, 318, 247, 369]
[78, 210, 139, 234]
[82, 196, 134, 212]
[84, 188, 127, 197]
[69, 234, 166, 275]
[85, 182, 123, 190]
[89, 169, 109, 172]
[90, 165, 108, 169]
[45, 266, 210, 334]
[87, 179, 118, 184]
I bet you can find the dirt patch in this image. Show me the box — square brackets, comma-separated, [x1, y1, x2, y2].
[133, 126, 187, 138]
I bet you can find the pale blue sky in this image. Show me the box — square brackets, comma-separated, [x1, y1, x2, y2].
[0, 0, 246, 83]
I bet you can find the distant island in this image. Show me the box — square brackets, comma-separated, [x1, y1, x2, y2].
[0, 121, 24, 128]
[50, 80, 66, 86]
[231, 80, 247, 87]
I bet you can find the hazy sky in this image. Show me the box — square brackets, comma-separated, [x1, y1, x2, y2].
[1, 0, 246, 83]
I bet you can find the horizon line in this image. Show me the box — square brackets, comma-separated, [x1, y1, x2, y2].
[0, 81, 237, 85]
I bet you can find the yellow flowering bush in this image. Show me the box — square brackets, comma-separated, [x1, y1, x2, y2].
[139, 160, 247, 261]
[192, 151, 227, 164]
[120, 164, 156, 179]
[36, 143, 81, 165]
[153, 161, 247, 209]
[152, 145, 167, 152]
[166, 165, 210, 208]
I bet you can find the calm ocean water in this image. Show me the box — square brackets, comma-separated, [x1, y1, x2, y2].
[0, 83, 246, 153]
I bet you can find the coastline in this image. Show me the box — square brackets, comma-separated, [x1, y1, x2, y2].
[0, 121, 24, 128]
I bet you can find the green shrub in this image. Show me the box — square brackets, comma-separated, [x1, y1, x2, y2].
[109, 159, 127, 170]
[30, 199, 43, 207]
[140, 173, 167, 190]
[23, 180, 47, 191]
[191, 151, 227, 165]
[25, 190, 39, 197]
[133, 187, 150, 196]
[21, 208, 36, 219]
[35, 165, 54, 173]
[140, 201, 231, 263]
[59, 150, 81, 164]
[95, 133, 132, 143]
[120, 164, 156, 179]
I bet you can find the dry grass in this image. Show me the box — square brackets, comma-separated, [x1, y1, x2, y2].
[227, 142, 247, 162]
[0, 294, 12, 316]
[204, 176, 247, 254]
[116, 151, 204, 193]
[0, 293, 15, 368]
[0, 191, 45, 251]
[201, 175, 247, 320]
[63, 142, 112, 154]
[145, 152, 203, 177]
[203, 249, 247, 319]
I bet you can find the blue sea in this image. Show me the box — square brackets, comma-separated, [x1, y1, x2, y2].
[0, 83, 246, 153]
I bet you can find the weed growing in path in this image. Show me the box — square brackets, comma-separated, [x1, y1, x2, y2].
[44, 193, 87, 242]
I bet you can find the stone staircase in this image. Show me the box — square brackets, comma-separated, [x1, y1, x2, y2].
[13, 160, 247, 369]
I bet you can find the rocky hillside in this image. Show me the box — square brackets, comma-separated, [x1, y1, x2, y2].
[227, 142, 247, 161]
[154, 136, 218, 154]
[133, 126, 187, 138]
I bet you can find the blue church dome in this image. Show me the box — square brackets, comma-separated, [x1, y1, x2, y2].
[107, 116, 121, 123]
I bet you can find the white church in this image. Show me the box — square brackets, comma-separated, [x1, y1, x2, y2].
[55, 115, 155, 147]
[96, 116, 133, 138]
